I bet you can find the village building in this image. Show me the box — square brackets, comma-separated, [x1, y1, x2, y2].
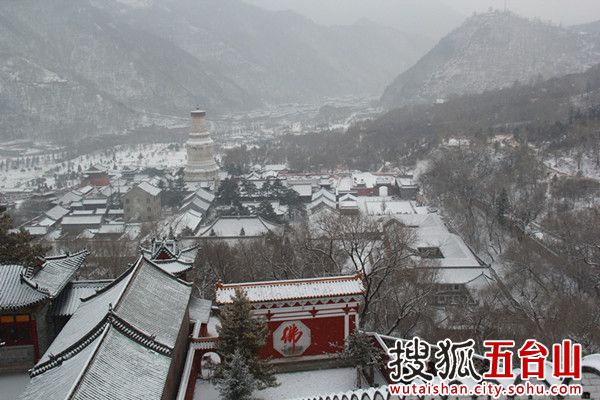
[0, 251, 88, 372]
[338, 193, 359, 215]
[170, 209, 204, 237]
[180, 187, 215, 215]
[307, 188, 337, 215]
[396, 176, 419, 200]
[124, 181, 162, 222]
[81, 165, 111, 187]
[382, 214, 494, 307]
[60, 215, 103, 234]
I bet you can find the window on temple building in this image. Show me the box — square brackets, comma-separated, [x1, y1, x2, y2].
[0, 314, 33, 346]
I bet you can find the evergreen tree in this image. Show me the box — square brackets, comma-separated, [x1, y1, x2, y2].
[216, 178, 240, 206]
[496, 187, 510, 223]
[216, 350, 256, 400]
[0, 209, 49, 267]
[256, 200, 278, 223]
[216, 288, 277, 390]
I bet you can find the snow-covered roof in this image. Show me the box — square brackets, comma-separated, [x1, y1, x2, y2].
[151, 259, 194, 275]
[70, 209, 95, 215]
[307, 196, 337, 213]
[52, 280, 112, 317]
[0, 265, 47, 310]
[311, 188, 336, 202]
[140, 239, 198, 274]
[290, 184, 313, 197]
[215, 274, 364, 304]
[198, 216, 281, 238]
[97, 223, 126, 235]
[45, 205, 70, 221]
[37, 217, 58, 227]
[183, 187, 215, 204]
[0, 251, 89, 311]
[21, 257, 193, 400]
[61, 215, 103, 225]
[30, 251, 89, 297]
[180, 197, 212, 213]
[171, 210, 204, 236]
[82, 198, 107, 206]
[351, 172, 395, 188]
[78, 185, 94, 195]
[133, 181, 162, 197]
[396, 177, 418, 187]
[386, 213, 482, 270]
[56, 191, 82, 205]
[20, 226, 49, 236]
[360, 198, 417, 215]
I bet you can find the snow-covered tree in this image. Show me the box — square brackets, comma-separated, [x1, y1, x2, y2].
[216, 288, 277, 390]
[216, 350, 256, 400]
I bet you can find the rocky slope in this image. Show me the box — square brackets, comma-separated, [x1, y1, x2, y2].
[381, 11, 600, 109]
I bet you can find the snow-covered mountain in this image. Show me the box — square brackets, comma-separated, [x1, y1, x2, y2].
[381, 11, 600, 109]
[0, 0, 430, 142]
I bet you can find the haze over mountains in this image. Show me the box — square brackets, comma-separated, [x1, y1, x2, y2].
[3, 1, 600, 144]
[381, 11, 600, 108]
[0, 0, 429, 141]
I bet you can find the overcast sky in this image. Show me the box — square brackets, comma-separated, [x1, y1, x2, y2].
[244, 0, 600, 39]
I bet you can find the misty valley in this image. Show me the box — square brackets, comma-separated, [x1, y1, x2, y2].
[1, 1, 600, 400]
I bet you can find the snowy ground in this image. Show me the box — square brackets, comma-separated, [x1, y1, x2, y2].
[0, 143, 187, 191]
[193, 367, 358, 400]
[0, 373, 29, 400]
[545, 153, 600, 181]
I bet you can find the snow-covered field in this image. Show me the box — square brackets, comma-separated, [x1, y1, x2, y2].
[193, 367, 358, 400]
[0, 143, 187, 191]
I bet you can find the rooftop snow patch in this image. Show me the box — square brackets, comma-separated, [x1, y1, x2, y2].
[215, 274, 364, 304]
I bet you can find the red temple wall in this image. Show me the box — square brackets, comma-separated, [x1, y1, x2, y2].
[261, 315, 347, 359]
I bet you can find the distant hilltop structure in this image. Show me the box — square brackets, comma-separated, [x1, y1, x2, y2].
[185, 108, 219, 183]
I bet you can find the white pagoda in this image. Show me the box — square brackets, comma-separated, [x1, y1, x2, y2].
[184, 109, 219, 183]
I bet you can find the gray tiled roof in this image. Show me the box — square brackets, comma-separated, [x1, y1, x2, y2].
[30, 251, 89, 297]
[21, 256, 193, 400]
[115, 258, 192, 347]
[19, 331, 104, 400]
[71, 326, 172, 400]
[0, 265, 47, 310]
[0, 251, 88, 311]
[51, 280, 113, 317]
[150, 259, 193, 274]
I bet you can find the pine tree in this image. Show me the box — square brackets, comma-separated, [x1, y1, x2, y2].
[0, 210, 49, 267]
[256, 200, 278, 223]
[216, 350, 256, 400]
[216, 288, 277, 390]
[496, 187, 510, 223]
